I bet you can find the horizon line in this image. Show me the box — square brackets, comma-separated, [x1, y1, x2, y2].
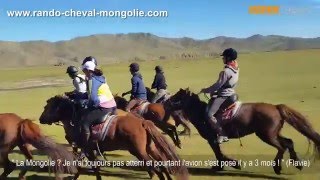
[1, 32, 320, 43]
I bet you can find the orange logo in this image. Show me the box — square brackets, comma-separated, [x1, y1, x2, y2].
[249, 6, 280, 14]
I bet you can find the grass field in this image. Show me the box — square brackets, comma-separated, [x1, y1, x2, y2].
[1, 49, 320, 179]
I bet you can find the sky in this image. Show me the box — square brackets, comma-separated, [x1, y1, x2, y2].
[0, 0, 319, 42]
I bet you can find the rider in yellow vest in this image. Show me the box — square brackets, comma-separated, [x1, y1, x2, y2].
[79, 61, 117, 157]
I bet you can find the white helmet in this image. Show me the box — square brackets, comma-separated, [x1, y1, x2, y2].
[82, 61, 96, 71]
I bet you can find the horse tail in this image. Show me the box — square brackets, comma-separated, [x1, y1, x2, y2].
[276, 104, 320, 158]
[142, 120, 188, 179]
[19, 119, 78, 174]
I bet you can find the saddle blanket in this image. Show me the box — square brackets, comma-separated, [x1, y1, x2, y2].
[221, 101, 242, 121]
[91, 114, 117, 141]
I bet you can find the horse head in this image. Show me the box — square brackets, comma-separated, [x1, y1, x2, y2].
[39, 95, 73, 125]
[169, 88, 191, 108]
[113, 94, 129, 110]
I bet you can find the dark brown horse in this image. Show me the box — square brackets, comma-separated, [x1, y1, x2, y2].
[39, 95, 188, 180]
[145, 87, 191, 136]
[114, 94, 184, 148]
[0, 113, 77, 180]
[169, 88, 320, 175]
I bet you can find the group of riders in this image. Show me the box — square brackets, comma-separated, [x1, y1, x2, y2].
[65, 47, 239, 158]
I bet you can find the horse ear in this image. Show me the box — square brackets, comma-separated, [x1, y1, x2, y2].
[185, 87, 190, 93]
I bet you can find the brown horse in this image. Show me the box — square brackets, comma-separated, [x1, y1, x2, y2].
[0, 113, 77, 180]
[169, 88, 320, 175]
[39, 95, 188, 180]
[145, 87, 191, 136]
[114, 94, 183, 148]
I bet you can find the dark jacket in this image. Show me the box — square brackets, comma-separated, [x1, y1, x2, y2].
[151, 72, 167, 90]
[131, 72, 147, 99]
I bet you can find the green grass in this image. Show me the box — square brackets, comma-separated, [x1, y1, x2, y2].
[1, 49, 320, 179]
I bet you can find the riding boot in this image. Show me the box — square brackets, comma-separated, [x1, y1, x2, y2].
[208, 116, 229, 144]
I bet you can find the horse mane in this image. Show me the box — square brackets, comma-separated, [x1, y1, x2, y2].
[113, 94, 129, 110]
[46, 95, 73, 110]
[182, 89, 208, 122]
[146, 87, 155, 101]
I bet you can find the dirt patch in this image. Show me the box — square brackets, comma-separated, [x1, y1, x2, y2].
[0, 78, 70, 91]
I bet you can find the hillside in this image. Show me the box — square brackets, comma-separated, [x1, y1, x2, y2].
[0, 33, 320, 67]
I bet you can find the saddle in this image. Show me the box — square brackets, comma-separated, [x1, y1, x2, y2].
[131, 100, 150, 115]
[211, 94, 242, 121]
[90, 112, 117, 142]
[156, 93, 171, 103]
[219, 94, 239, 111]
[135, 99, 148, 107]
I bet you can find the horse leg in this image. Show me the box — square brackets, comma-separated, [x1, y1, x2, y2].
[87, 151, 101, 180]
[73, 170, 81, 180]
[129, 130, 165, 180]
[256, 133, 285, 174]
[207, 138, 241, 171]
[0, 149, 16, 179]
[130, 149, 165, 180]
[171, 111, 191, 136]
[147, 143, 172, 180]
[155, 121, 181, 149]
[278, 136, 303, 170]
[17, 144, 33, 180]
[168, 124, 182, 149]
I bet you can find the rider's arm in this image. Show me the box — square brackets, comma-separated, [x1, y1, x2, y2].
[201, 70, 228, 94]
[89, 79, 100, 107]
[151, 74, 158, 89]
[131, 77, 138, 97]
[73, 77, 81, 92]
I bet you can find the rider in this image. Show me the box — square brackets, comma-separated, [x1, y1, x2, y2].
[200, 48, 239, 144]
[79, 60, 117, 157]
[65, 66, 88, 108]
[122, 62, 147, 112]
[151, 65, 169, 103]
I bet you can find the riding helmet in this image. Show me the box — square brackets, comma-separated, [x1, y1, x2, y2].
[66, 66, 78, 75]
[82, 56, 97, 66]
[221, 48, 238, 62]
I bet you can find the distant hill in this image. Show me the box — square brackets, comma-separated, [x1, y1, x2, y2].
[0, 33, 320, 67]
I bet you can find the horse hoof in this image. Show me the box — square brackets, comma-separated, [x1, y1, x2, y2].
[233, 164, 241, 170]
[18, 175, 26, 180]
[211, 166, 224, 172]
[273, 167, 282, 175]
[148, 171, 155, 179]
[297, 165, 303, 171]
